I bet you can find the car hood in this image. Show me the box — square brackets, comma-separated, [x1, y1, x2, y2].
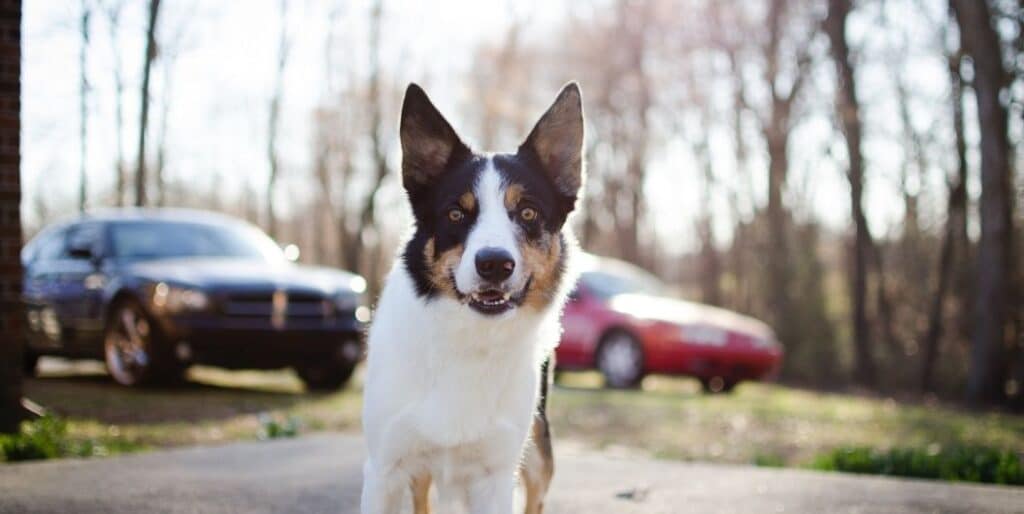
[607, 293, 774, 338]
[127, 258, 365, 295]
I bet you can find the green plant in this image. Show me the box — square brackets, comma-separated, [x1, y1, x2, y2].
[811, 445, 1024, 486]
[258, 414, 301, 440]
[0, 416, 68, 461]
[753, 453, 785, 467]
[1, 416, 144, 463]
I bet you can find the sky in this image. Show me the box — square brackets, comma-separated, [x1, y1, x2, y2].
[22, 0, 977, 254]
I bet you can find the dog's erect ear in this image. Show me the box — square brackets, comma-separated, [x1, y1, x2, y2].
[520, 82, 585, 200]
[400, 83, 470, 191]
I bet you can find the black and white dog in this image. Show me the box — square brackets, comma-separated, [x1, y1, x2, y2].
[360, 83, 585, 514]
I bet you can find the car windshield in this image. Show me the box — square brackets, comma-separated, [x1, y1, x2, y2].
[581, 265, 667, 300]
[110, 220, 285, 263]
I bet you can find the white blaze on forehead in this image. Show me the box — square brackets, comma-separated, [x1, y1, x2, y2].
[453, 158, 525, 294]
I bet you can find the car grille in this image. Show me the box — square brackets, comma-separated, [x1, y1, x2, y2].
[222, 291, 331, 319]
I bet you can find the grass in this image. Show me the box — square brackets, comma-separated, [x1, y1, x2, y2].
[551, 372, 1024, 468]
[810, 446, 1024, 485]
[15, 359, 1024, 479]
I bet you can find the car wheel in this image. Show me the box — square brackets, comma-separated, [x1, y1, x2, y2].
[104, 299, 181, 387]
[23, 350, 39, 377]
[597, 331, 644, 389]
[700, 376, 737, 394]
[296, 359, 356, 392]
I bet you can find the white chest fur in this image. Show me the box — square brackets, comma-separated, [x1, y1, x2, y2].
[361, 261, 561, 508]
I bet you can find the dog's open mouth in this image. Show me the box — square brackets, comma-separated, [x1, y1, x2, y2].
[469, 288, 513, 315]
[454, 275, 532, 316]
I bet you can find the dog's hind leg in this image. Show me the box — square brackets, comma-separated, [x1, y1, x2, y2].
[521, 357, 554, 514]
[411, 473, 432, 514]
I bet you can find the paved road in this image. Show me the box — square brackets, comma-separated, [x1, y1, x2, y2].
[1, 434, 1021, 514]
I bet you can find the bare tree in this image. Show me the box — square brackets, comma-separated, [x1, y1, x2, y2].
[134, 0, 161, 207]
[920, 11, 971, 393]
[716, 27, 756, 315]
[735, 0, 816, 360]
[681, 57, 722, 307]
[951, 0, 1016, 405]
[266, 0, 290, 239]
[78, 0, 90, 212]
[825, 0, 877, 387]
[618, 0, 653, 266]
[154, 62, 171, 207]
[352, 0, 388, 282]
[102, 0, 127, 206]
[153, 5, 193, 207]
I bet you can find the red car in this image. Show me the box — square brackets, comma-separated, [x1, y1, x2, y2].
[557, 255, 783, 392]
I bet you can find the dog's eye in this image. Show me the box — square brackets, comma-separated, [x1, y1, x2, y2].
[448, 208, 465, 223]
[519, 207, 538, 222]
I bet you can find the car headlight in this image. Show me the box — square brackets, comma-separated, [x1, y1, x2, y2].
[152, 282, 209, 313]
[680, 324, 727, 346]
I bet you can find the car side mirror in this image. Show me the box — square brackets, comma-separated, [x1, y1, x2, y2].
[67, 244, 93, 260]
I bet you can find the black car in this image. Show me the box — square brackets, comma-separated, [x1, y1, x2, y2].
[21, 209, 369, 390]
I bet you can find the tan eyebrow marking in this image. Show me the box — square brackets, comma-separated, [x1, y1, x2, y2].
[459, 191, 476, 211]
[504, 183, 525, 210]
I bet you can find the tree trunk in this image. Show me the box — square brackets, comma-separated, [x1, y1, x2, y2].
[765, 131, 792, 345]
[757, 0, 813, 362]
[105, 2, 126, 207]
[154, 52, 175, 207]
[952, 0, 1015, 406]
[920, 49, 970, 392]
[353, 0, 386, 286]
[134, 0, 160, 207]
[265, 0, 289, 239]
[78, 0, 89, 213]
[825, 0, 876, 387]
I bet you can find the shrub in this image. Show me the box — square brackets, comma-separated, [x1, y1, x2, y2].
[1, 416, 144, 462]
[0, 416, 68, 461]
[811, 446, 1024, 486]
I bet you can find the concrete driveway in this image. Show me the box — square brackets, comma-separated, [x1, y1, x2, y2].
[1, 433, 1021, 513]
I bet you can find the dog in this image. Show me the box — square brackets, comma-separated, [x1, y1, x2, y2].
[360, 82, 585, 514]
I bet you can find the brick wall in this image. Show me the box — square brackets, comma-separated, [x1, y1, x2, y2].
[0, 0, 21, 433]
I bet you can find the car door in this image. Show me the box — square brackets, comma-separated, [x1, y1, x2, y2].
[56, 222, 109, 350]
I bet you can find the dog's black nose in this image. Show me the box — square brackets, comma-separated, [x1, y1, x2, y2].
[475, 247, 515, 282]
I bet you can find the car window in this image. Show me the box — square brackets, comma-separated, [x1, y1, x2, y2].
[582, 270, 666, 300]
[109, 220, 284, 262]
[65, 223, 104, 259]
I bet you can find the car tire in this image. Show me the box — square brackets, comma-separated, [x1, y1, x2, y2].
[596, 330, 645, 389]
[700, 376, 738, 394]
[103, 299, 182, 387]
[296, 359, 356, 392]
[23, 350, 39, 377]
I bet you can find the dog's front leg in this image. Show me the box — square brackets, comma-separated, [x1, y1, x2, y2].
[360, 459, 405, 514]
[466, 467, 516, 514]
